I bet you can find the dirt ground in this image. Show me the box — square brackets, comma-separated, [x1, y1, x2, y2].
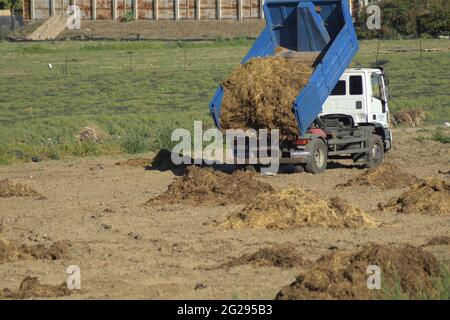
[12, 20, 266, 41]
[0, 127, 448, 299]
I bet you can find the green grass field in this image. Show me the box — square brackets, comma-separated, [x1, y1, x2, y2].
[0, 38, 449, 164]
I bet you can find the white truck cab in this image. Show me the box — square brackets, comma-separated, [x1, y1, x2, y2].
[320, 67, 392, 151]
[321, 68, 390, 128]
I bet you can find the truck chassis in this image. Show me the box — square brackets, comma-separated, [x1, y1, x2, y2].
[235, 115, 389, 174]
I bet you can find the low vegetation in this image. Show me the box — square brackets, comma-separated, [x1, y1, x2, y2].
[0, 39, 449, 164]
[415, 127, 450, 144]
[383, 264, 450, 300]
[432, 127, 450, 144]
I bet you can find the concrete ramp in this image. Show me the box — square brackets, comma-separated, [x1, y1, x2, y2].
[26, 15, 67, 41]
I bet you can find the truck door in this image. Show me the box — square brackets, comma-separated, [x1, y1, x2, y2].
[348, 75, 367, 123]
[369, 72, 388, 126]
[321, 74, 367, 124]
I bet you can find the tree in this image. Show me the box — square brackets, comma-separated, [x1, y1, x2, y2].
[0, 0, 22, 31]
[355, 0, 450, 39]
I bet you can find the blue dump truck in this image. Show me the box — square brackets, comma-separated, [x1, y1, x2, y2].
[210, 0, 393, 174]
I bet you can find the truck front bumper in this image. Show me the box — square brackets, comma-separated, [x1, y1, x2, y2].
[233, 150, 311, 165]
[280, 150, 311, 164]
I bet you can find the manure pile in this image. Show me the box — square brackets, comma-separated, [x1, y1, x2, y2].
[393, 108, 425, 127]
[381, 178, 450, 215]
[336, 162, 419, 189]
[220, 56, 313, 138]
[217, 244, 310, 269]
[1, 276, 72, 299]
[218, 187, 378, 230]
[147, 166, 274, 206]
[0, 238, 70, 263]
[275, 244, 445, 300]
[0, 179, 44, 199]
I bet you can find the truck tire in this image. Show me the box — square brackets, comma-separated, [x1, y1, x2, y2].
[366, 135, 384, 168]
[305, 139, 327, 174]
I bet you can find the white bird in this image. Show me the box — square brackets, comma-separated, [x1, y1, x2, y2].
[444, 122, 450, 128]
[48, 63, 53, 69]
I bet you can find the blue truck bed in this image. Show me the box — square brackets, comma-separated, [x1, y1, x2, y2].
[209, 0, 359, 136]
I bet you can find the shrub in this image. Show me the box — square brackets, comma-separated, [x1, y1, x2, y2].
[121, 12, 134, 23]
[150, 125, 180, 152]
[122, 131, 149, 154]
[355, 0, 450, 39]
[46, 145, 61, 160]
[432, 127, 450, 144]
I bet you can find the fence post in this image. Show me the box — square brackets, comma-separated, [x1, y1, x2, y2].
[174, 0, 179, 20]
[195, 0, 200, 20]
[153, 0, 158, 19]
[133, 0, 138, 20]
[30, 0, 35, 20]
[92, 0, 96, 20]
[112, 0, 117, 20]
[50, 0, 55, 16]
[259, 0, 264, 19]
[216, 0, 221, 20]
[238, 0, 242, 21]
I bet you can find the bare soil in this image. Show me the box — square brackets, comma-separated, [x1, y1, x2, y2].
[115, 158, 152, 168]
[220, 57, 313, 138]
[0, 127, 448, 299]
[26, 16, 67, 41]
[15, 20, 266, 41]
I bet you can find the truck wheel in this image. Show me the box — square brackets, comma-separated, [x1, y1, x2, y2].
[305, 139, 327, 174]
[366, 135, 384, 168]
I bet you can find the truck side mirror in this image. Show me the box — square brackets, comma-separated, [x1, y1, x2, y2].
[383, 87, 391, 103]
[382, 75, 391, 102]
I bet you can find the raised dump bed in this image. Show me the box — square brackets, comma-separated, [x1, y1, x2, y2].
[209, 0, 359, 136]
